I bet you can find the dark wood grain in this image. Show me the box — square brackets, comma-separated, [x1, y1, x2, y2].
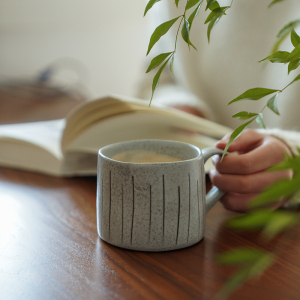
[0, 84, 84, 124]
[0, 167, 299, 300]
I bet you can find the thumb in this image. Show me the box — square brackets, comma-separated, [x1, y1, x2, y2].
[215, 129, 264, 153]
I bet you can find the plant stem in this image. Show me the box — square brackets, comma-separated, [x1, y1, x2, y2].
[260, 104, 267, 113]
[174, 16, 184, 52]
[281, 81, 294, 92]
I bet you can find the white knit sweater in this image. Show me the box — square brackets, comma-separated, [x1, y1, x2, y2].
[137, 0, 300, 153]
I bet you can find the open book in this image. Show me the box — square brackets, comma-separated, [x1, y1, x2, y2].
[0, 94, 232, 176]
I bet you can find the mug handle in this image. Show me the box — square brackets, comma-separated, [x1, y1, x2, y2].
[202, 147, 228, 212]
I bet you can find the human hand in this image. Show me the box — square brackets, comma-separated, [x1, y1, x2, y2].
[210, 129, 293, 212]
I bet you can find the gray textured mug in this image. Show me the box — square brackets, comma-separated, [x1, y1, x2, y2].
[96, 140, 226, 252]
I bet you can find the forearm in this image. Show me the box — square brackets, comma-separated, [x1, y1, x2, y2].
[136, 70, 214, 119]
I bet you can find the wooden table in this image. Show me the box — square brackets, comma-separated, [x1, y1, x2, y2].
[1, 167, 300, 300]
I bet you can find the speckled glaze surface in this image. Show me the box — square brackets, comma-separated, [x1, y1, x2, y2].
[96, 140, 225, 252]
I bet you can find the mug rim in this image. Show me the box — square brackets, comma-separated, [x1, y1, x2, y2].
[98, 139, 202, 165]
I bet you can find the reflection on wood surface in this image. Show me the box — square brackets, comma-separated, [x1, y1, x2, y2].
[0, 168, 300, 300]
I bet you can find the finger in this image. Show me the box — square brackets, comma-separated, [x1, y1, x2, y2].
[216, 129, 264, 153]
[209, 168, 293, 194]
[220, 192, 258, 212]
[213, 137, 289, 175]
[220, 192, 288, 212]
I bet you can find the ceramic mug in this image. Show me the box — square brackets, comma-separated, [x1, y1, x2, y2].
[96, 139, 226, 252]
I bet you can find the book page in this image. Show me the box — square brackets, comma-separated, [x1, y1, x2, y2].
[0, 119, 65, 159]
[64, 112, 227, 173]
[62, 94, 232, 150]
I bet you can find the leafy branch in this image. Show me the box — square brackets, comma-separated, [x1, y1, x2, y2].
[214, 154, 300, 299]
[144, 1, 300, 299]
[211, 3, 300, 295]
[223, 27, 300, 158]
[209, 2, 300, 298]
[144, 0, 233, 104]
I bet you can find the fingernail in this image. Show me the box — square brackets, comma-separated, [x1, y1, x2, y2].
[211, 155, 219, 165]
[215, 141, 226, 150]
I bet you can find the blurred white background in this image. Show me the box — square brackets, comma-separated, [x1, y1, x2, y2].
[0, 0, 149, 99]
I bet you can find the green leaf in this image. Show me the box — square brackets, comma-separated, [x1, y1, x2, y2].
[289, 189, 300, 209]
[232, 111, 258, 121]
[228, 88, 279, 104]
[205, 0, 217, 11]
[249, 174, 300, 208]
[270, 33, 290, 54]
[150, 57, 171, 104]
[146, 52, 173, 73]
[214, 268, 251, 300]
[187, 1, 204, 30]
[227, 209, 273, 231]
[175, 0, 180, 7]
[182, 18, 197, 50]
[256, 113, 266, 129]
[248, 254, 274, 278]
[221, 119, 255, 159]
[267, 93, 280, 115]
[208, 1, 220, 11]
[277, 20, 300, 38]
[259, 51, 290, 63]
[268, 0, 285, 7]
[269, 155, 300, 172]
[185, 0, 201, 11]
[269, 21, 300, 57]
[263, 211, 299, 239]
[169, 55, 175, 77]
[288, 59, 300, 74]
[144, 0, 161, 16]
[216, 248, 267, 266]
[283, 73, 300, 91]
[291, 29, 300, 47]
[290, 73, 300, 84]
[207, 8, 227, 43]
[285, 44, 300, 63]
[147, 17, 180, 55]
[181, 17, 191, 46]
[215, 254, 274, 300]
[204, 7, 227, 24]
[227, 208, 299, 241]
